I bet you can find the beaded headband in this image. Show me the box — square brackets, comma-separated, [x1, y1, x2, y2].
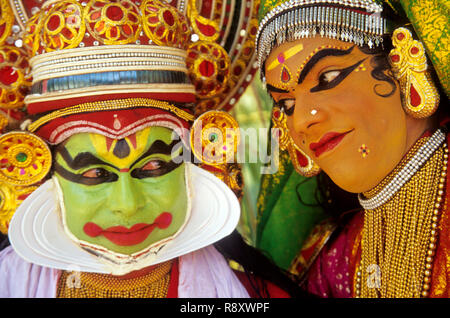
[255, 0, 386, 74]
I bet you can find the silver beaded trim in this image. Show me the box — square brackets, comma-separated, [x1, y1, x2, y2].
[255, 0, 385, 71]
[358, 129, 447, 210]
[11, 0, 28, 29]
[33, 52, 185, 69]
[30, 46, 188, 82]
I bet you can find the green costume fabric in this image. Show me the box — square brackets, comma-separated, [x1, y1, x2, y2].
[232, 76, 327, 270]
[395, 0, 449, 96]
[256, 151, 326, 270]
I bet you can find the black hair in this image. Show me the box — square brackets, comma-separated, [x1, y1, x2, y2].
[0, 232, 9, 252]
[358, 37, 398, 98]
[293, 171, 359, 227]
[298, 40, 450, 224]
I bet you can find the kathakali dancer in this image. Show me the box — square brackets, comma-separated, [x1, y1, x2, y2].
[255, 0, 449, 297]
[0, 0, 301, 298]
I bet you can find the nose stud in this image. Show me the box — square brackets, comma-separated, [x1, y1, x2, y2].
[310, 109, 318, 115]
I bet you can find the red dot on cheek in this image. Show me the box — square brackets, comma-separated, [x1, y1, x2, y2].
[155, 212, 173, 229]
[83, 222, 103, 237]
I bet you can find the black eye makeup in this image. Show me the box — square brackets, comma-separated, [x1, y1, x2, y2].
[82, 167, 112, 179]
[310, 58, 367, 93]
[275, 99, 296, 116]
[54, 163, 119, 186]
[130, 158, 181, 179]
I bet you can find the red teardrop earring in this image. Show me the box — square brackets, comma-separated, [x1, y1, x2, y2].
[389, 27, 440, 119]
[271, 107, 321, 177]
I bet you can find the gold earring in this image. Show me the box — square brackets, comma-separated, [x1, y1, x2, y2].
[272, 107, 321, 177]
[190, 110, 240, 166]
[0, 131, 52, 186]
[389, 27, 440, 119]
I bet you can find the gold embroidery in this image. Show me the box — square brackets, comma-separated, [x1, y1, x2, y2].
[57, 260, 173, 298]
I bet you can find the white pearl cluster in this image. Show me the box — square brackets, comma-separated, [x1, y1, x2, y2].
[358, 129, 447, 210]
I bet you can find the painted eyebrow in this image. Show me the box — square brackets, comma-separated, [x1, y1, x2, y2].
[57, 147, 117, 171]
[56, 139, 180, 171]
[266, 84, 290, 94]
[129, 139, 180, 169]
[297, 46, 355, 85]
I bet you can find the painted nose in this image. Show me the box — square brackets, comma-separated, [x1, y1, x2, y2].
[108, 174, 145, 217]
[291, 103, 326, 135]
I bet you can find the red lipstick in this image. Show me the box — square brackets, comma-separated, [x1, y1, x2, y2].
[309, 130, 352, 158]
[83, 212, 173, 246]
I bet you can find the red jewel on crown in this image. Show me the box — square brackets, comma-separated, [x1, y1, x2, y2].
[23, 0, 193, 57]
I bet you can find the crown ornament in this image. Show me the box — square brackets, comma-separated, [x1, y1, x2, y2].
[0, 0, 260, 119]
[388, 27, 440, 119]
[256, 0, 387, 75]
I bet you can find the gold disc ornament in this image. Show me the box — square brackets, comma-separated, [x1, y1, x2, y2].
[0, 182, 37, 234]
[190, 111, 240, 166]
[0, 131, 52, 186]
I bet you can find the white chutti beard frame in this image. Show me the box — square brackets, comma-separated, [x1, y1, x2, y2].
[9, 163, 240, 275]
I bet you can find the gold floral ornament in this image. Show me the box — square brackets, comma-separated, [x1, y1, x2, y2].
[190, 111, 240, 167]
[0, 131, 52, 186]
[389, 27, 440, 119]
[272, 107, 320, 177]
[23, 10, 42, 56]
[141, 0, 191, 49]
[0, 111, 7, 131]
[0, 0, 14, 46]
[86, 0, 141, 45]
[39, 0, 86, 52]
[0, 45, 32, 109]
[186, 41, 231, 101]
[186, 0, 219, 42]
[0, 182, 37, 234]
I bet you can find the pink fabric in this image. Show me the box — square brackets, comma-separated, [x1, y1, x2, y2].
[0, 245, 249, 298]
[0, 246, 60, 298]
[178, 245, 250, 298]
[305, 221, 358, 298]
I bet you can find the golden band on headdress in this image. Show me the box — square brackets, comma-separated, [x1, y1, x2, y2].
[27, 97, 195, 133]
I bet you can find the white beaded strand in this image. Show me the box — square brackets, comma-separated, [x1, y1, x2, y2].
[358, 129, 447, 210]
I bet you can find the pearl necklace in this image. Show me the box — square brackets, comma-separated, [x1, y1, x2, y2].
[358, 129, 446, 210]
[354, 131, 448, 298]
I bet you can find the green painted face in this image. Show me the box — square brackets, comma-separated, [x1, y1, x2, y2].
[53, 126, 188, 255]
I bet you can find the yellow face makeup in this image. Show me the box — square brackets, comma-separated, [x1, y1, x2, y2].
[265, 37, 408, 193]
[89, 128, 151, 170]
[266, 42, 352, 91]
[266, 43, 304, 71]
